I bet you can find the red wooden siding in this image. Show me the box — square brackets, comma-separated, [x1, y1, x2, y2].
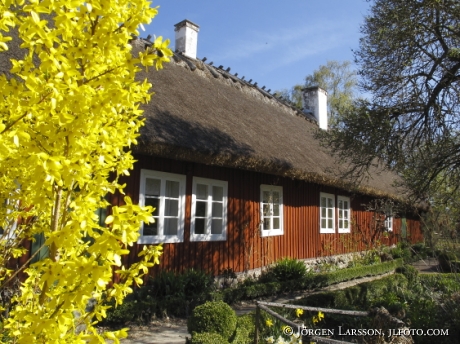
[113, 155, 423, 276]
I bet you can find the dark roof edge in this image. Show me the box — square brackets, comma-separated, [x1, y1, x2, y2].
[133, 143, 407, 202]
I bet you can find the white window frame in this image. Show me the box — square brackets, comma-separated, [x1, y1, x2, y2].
[384, 211, 393, 232]
[260, 185, 284, 237]
[320, 192, 335, 233]
[138, 170, 186, 244]
[190, 177, 228, 242]
[337, 196, 351, 233]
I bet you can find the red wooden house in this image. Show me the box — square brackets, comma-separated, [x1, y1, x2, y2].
[113, 20, 423, 276]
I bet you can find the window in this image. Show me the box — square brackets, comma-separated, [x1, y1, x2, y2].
[384, 211, 393, 232]
[191, 177, 228, 242]
[139, 170, 186, 244]
[260, 185, 283, 237]
[320, 192, 335, 233]
[337, 196, 351, 233]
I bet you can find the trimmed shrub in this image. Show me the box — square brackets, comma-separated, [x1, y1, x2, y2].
[188, 301, 237, 340]
[189, 332, 229, 344]
[230, 314, 255, 344]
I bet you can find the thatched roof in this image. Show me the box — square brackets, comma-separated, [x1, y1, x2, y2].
[133, 39, 404, 200]
[0, 32, 404, 200]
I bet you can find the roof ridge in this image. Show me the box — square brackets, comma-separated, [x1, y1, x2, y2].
[137, 37, 318, 125]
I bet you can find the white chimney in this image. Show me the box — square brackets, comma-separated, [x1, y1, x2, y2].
[174, 19, 200, 59]
[302, 86, 328, 130]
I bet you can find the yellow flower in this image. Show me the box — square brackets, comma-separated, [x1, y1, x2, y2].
[295, 308, 304, 317]
[265, 319, 273, 327]
[318, 311, 325, 320]
[266, 336, 275, 343]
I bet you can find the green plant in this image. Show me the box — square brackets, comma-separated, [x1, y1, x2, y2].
[230, 314, 255, 344]
[361, 250, 382, 266]
[390, 244, 412, 262]
[188, 332, 229, 344]
[259, 257, 307, 283]
[437, 251, 458, 272]
[188, 301, 237, 341]
[395, 265, 419, 285]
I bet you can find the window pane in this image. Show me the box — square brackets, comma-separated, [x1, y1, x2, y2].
[338, 200, 343, 209]
[321, 197, 326, 207]
[344, 210, 348, 218]
[273, 218, 280, 229]
[195, 218, 205, 234]
[339, 220, 343, 228]
[196, 201, 207, 217]
[145, 197, 159, 217]
[164, 199, 178, 217]
[321, 208, 326, 218]
[327, 198, 333, 208]
[263, 191, 270, 203]
[344, 220, 349, 228]
[143, 222, 157, 236]
[263, 204, 270, 216]
[165, 180, 179, 198]
[212, 202, 223, 217]
[211, 219, 222, 234]
[164, 218, 177, 235]
[344, 201, 348, 209]
[263, 217, 271, 230]
[328, 219, 333, 229]
[327, 208, 332, 218]
[321, 219, 326, 228]
[145, 178, 161, 196]
[196, 184, 208, 200]
[273, 204, 280, 216]
[212, 186, 223, 201]
[272, 191, 280, 204]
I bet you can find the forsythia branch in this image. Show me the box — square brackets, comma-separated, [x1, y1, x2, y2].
[0, 0, 172, 342]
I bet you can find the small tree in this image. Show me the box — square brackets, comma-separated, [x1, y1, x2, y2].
[0, 0, 172, 342]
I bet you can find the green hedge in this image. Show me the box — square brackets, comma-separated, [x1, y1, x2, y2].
[188, 301, 237, 340]
[223, 259, 403, 303]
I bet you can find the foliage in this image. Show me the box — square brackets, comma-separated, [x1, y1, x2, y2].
[187, 301, 237, 341]
[259, 257, 307, 283]
[296, 273, 460, 343]
[389, 243, 413, 263]
[318, 0, 460, 205]
[437, 251, 459, 272]
[0, 0, 173, 341]
[230, 314, 255, 344]
[222, 259, 403, 304]
[188, 332, 229, 344]
[395, 265, 419, 285]
[103, 269, 215, 324]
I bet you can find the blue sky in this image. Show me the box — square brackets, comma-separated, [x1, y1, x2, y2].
[146, 1, 371, 93]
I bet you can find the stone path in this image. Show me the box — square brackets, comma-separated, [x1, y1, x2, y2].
[411, 257, 439, 273]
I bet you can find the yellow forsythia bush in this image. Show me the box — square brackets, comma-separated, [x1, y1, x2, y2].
[0, 0, 172, 342]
